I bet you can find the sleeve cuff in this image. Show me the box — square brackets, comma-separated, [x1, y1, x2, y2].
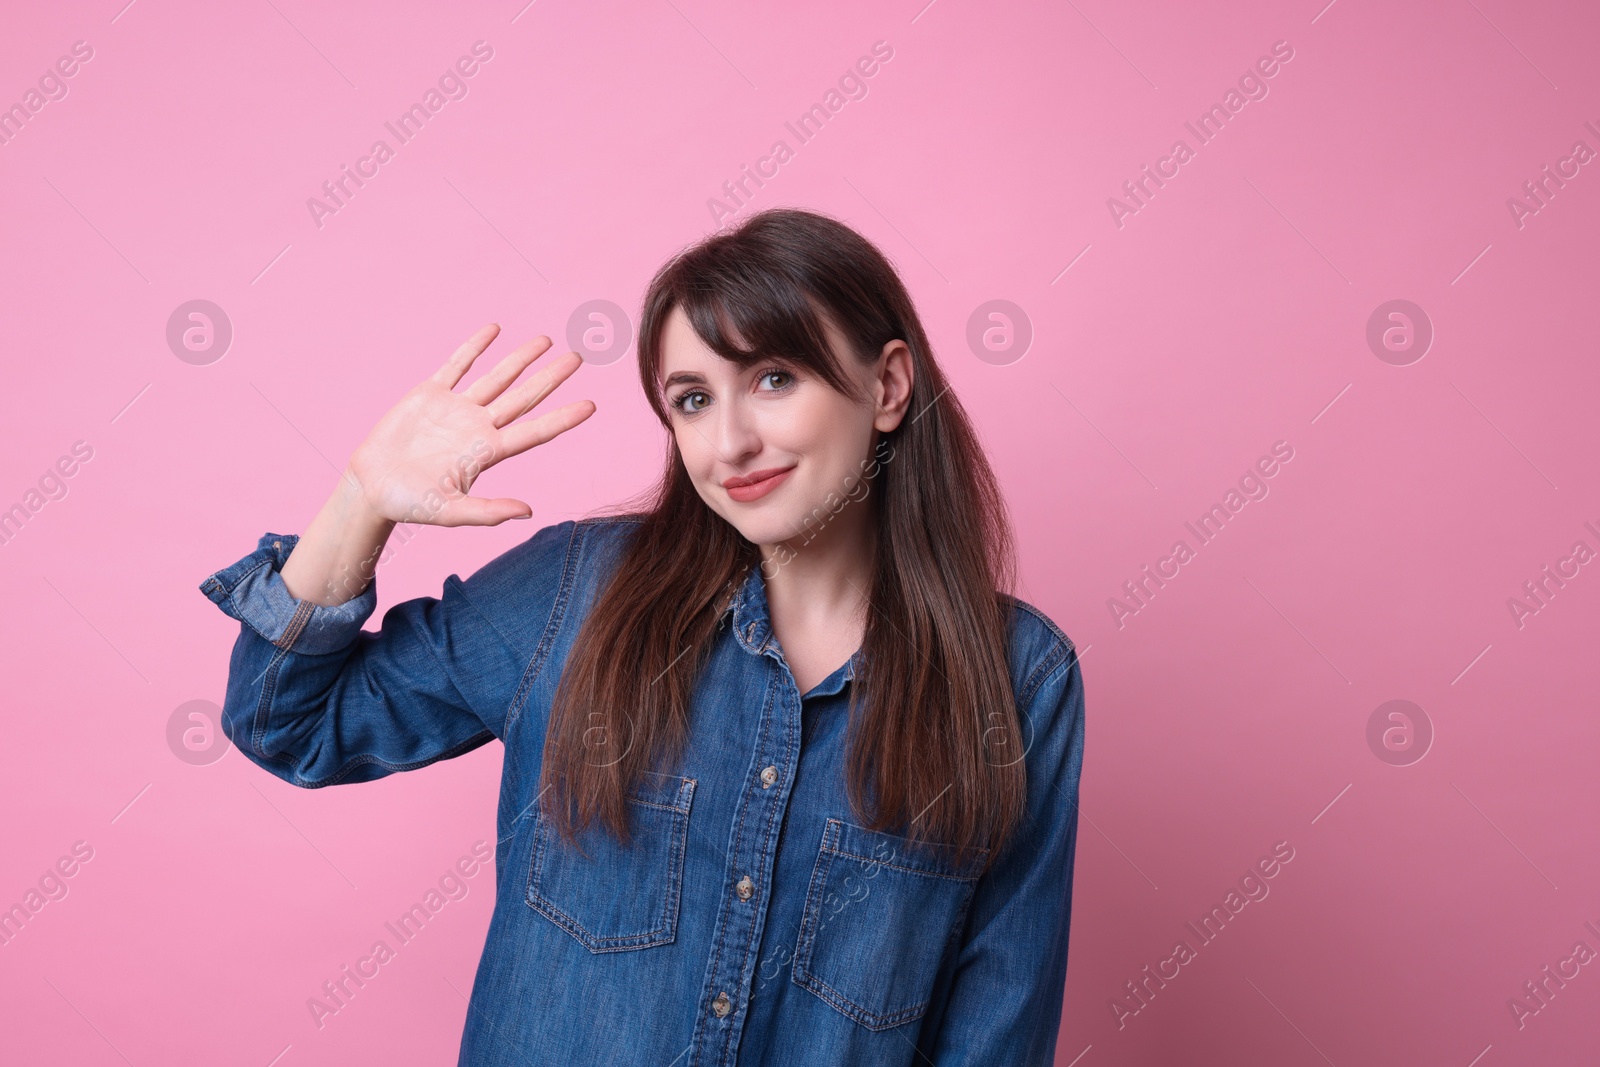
[198, 531, 378, 655]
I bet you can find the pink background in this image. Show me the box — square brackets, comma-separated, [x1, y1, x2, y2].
[2, 0, 1597, 1063]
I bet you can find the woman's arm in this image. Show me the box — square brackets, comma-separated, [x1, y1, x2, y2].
[197, 324, 595, 787]
[276, 468, 396, 608]
[919, 641, 1087, 1065]
[199, 519, 576, 787]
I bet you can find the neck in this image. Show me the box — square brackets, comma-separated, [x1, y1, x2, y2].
[757, 497, 876, 630]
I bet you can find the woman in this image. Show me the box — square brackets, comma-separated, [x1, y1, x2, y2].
[199, 207, 1085, 1066]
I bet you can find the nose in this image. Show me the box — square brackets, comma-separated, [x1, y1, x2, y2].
[708, 393, 762, 467]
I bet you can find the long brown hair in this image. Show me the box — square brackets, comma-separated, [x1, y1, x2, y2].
[541, 207, 1024, 876]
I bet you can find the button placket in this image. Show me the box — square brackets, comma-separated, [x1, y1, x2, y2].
[686, 659, 797, 1065]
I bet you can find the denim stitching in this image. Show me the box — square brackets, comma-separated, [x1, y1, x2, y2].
[661, 777, 694, 949]
[750, 654, 794, 918]
[1018, 637, 1073, 710]
[630, 797, 688, 814]
[274, 598, 316, 651]
[251, 622, 497, 786]
[527, 823, 676, 951]
[222, 553, 274, 598]
[714, 654, 787, 1067]
[793, 818, 983, 1030]
[444, 571, 521, 675]
[792, 818, 840, 987]
[252, 642, 291, 759]
[215, 554, 277, 641]
[1009, 595, 1077, 658]
[808, 956, 940, 1030]
[502, 519, 582, 737]
[524, 775, 694, 952]
[286, 730, 496, 788]
[824, 847, 987, 883]
[698, 661, 777, 1064]
[802, 970, 930, 1031]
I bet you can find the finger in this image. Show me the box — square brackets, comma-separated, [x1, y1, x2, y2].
[430, 323, 502, 390]
[497, 399, 597, 460]
[436, 495, 534, 527]
[486, 350, 585, 428]
[463, 335, 554, 407]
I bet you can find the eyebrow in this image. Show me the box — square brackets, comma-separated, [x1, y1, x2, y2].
[661, 357, 799, 391]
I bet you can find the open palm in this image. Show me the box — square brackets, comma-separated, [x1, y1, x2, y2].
[347, 324, 595, 527]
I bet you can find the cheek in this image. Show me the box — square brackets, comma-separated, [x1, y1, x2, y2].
[766, 394, 854, 454]
[673, 428, 706, 471]
[789, 420, 869, 491]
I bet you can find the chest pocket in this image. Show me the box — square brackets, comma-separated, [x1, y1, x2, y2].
[792, 817, 988, 1031]
[525, 773, 696, 953]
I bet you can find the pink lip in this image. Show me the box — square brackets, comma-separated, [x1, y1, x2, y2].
[723, 466, 794, 502]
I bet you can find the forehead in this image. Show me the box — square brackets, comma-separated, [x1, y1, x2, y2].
[659, 305, 717, 371]
[658, 304, 850, 375]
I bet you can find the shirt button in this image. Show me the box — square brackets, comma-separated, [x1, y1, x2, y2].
[759, 765, 777, 788]
[712, 992, 732, 1017]
[735, 875, 754, 901]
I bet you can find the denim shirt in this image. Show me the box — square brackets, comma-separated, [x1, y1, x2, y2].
[198, 515, 1085, 1066]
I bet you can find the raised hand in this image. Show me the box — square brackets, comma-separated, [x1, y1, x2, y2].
[276, 324, 597, 606]
[347, 324, 596, 528]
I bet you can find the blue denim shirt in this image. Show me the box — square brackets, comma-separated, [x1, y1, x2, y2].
[198, 515, 1085, 1066]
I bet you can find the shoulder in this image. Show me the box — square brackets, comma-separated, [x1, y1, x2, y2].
[999, 592, 1080, 708]
[449, 513, 646, 663]
[998, 594, 1085, 812]
[467, 513, 644, 586]
[573, 512, 646, 560]
[450, 513, 646, 630]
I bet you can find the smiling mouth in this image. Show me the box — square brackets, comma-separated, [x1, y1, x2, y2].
[722, 466, 792, 489]
[722, 466, 794, 502]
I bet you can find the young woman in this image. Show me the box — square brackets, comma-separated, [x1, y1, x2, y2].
[199, 208, 1086, 1066]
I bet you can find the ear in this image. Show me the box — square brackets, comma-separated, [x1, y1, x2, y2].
[872, 340, 914, 433]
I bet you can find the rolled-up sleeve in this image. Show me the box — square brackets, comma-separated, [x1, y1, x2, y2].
[197, 523, 572, 788]
[921, 641, 1087, 1065]
[199, 533, 380, 655]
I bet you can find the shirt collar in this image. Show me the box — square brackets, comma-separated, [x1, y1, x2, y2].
[724, 562, 859, 692]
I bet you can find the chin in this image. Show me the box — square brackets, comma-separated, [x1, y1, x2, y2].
[719, 512, 795, 549]
[698, 490, 807, 548]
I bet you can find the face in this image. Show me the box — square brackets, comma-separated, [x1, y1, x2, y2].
[658, 305, 913, 552]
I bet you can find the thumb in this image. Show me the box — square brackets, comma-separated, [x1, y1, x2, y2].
[439, 496, 533, 527]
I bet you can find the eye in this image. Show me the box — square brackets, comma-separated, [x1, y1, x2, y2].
[668, 367, 795, 417]
[670, 389, 710, 415]
[758, 367, 794, 391]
